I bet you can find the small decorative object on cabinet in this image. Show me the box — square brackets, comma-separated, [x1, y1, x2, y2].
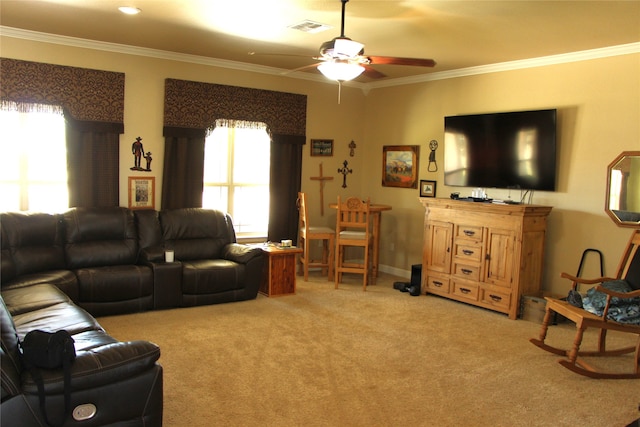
[420, 198, 552, 319]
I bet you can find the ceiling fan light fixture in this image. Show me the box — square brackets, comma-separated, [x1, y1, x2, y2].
[118, 6, 141, 15]
[317, 61, 364, 81]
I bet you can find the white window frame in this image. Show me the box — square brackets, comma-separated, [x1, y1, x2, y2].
[203, 120, 270, 238]
[0, 103, 68, 213]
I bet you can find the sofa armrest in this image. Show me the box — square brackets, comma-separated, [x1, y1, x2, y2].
[222, 243, 264, 264]
[23, 340, 160, 394]
[139, 245, 165, 263]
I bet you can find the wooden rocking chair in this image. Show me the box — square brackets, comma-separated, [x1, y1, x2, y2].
[530, 229, 640, 379]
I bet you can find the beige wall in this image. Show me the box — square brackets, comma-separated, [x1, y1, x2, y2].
[361, 54, 640, 293]
[2, 35, 638, 295]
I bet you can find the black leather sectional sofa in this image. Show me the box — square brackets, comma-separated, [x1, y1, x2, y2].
[0, 207, 266, 426]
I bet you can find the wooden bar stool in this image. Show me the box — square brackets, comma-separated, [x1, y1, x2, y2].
[334, 196, 373, 291]
[297, 192, 334, 281]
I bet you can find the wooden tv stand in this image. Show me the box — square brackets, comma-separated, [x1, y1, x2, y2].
[419, 198, 552, 319]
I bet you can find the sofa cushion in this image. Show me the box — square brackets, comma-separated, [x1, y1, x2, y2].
[1, 283, 73, 316]
[160, 208, 235, 261]
[0, 295, 22, 400]
[181, 259, 246, 294]
[1, 212, 66, 279]
[64, 207, 138, 268]
[135, 209, 165, 263]
[1, 270, 79, 302]
[74, 265, 154, 316]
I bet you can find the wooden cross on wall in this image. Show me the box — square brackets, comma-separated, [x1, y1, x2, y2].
[337, 160, 352, 189]
[310, 162, 334, 216]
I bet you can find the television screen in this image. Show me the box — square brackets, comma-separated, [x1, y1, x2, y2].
[444, 109, 557, 191]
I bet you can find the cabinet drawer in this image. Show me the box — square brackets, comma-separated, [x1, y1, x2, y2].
[455, 224, 483, 241]
[426, 273, 450, 294]
[454, 242, 483, 263]
[453, 262, 481, 281]
[452, 281, 479, 301]
[480, 289, 511, 311]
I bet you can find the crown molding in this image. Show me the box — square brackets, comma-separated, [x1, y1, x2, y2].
[2, 26, 638, 91]
[368, 42, 640, 89]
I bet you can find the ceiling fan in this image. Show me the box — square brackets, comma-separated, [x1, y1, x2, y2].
[308, 0, 436, 81]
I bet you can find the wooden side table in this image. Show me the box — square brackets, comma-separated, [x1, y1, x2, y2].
[254, 245, 303, 297]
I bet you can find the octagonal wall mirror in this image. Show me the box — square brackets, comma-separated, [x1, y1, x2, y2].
[605, 151, 640, 228]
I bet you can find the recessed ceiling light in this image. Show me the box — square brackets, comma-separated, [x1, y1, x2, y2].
[118, 6, 141, 15]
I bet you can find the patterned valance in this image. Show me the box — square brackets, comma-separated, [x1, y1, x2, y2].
[163, 78, 307, 136]
[0, 58, 124, 124]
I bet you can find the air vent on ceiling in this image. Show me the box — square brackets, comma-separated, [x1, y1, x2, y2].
[288, 20, 332, 34]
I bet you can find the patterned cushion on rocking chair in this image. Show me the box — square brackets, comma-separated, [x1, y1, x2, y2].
[582, 280, 640, 325]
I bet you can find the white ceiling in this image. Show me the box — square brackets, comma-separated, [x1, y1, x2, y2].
[1, 0, 639, 82]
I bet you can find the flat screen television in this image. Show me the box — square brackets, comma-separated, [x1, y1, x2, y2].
[444, 109, 557, 191]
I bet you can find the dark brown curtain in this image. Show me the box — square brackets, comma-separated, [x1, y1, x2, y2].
[66, 116, 123, 207]
[268, 134, 304, 242]
[161, 127, 206, 209]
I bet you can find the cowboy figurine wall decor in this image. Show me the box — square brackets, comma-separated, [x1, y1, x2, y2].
[131, 137, 151, 171]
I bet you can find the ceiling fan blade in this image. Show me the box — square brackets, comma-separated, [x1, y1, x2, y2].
[362, 65, 386, 79]
[367, 56, 436, 67]
[248, 52, 312, 59]
[282, 62, 323, 75]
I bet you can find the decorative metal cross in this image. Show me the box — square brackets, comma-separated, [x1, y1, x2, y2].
[310, 162, 334, 216]
[337, 160, 352, 189]
[348, 140, 356, 157]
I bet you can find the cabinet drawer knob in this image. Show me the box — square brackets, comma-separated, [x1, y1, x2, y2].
[461, 268, 473, 275]
[433, 281, 443, 287]
[462, 249, 474, 255]
[463, 230, 475, 236]
[489, 294, 502, 302]
[460, 287, 471, 294]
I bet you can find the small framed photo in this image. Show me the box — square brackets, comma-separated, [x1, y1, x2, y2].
[310, 139, 333, 157]
[128, 177, 155, 210]
[382, 145, 420, 188]
[420, 180, 437, 198]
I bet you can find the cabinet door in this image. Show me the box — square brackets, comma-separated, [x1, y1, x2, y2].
[484, 228, 515, 288]
[424, 220, 452, 273]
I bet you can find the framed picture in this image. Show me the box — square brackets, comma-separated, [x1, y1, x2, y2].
[382, 145, 420, 188]
[310, 139, 333, 157]
[128, 176, 155, 210]
[420, 180, 437, 197]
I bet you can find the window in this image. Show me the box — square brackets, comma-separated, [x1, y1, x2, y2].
[203, 120, 270, 237]
[0, 105, 68, 213]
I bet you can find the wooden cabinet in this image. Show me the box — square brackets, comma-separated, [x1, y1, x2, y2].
[257, 245, 302, 297]
[420, 198, 552, 319]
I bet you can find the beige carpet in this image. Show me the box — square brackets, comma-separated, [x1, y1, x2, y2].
[98, 273, 639, 427]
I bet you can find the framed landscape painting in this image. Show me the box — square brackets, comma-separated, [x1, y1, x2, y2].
[382, 145, 420, 188]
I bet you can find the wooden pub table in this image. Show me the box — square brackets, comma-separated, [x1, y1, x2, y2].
[252, 244, 303, 297]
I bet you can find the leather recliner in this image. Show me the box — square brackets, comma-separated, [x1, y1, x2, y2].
[0, 284, 163, 426]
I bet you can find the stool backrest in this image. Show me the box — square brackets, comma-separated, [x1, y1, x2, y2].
[336, 196, 371, 234]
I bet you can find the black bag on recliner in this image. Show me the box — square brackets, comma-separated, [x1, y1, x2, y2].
[20, 330, 76, 427]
